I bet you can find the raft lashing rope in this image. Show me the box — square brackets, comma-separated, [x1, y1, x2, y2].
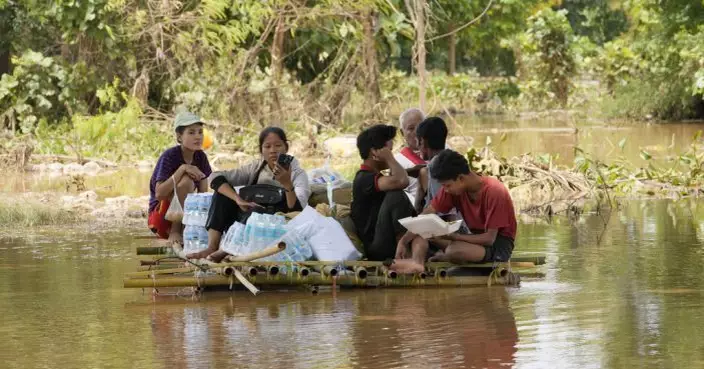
[127, 243, 545, 294]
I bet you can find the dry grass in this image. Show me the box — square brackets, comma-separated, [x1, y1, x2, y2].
[0, 200, 81, 227]
[470, 147, 599, 218]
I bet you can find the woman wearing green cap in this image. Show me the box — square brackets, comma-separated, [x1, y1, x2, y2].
[148, 112, 213, 244]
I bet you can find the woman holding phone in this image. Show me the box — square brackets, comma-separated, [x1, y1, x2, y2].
[186, 126, 310, 260]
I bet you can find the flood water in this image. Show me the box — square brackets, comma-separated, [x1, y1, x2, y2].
[1, 199, 703, 368]
[1, 118, 704, 368]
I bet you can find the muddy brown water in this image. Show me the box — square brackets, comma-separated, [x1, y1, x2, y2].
[1, 199, 703, 368]
[1, 118, 704, 368]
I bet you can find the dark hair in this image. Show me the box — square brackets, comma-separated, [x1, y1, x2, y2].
[175, 123, 203, 144]
[416, 117, 447, 150]
[430, 150, 470, 181]
[357, 124, 397, 160]
[258, 126, 289, 152]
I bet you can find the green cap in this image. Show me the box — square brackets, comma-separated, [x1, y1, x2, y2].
[173, 111, 204, 131]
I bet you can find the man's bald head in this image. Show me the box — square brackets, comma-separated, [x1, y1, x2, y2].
[398, 108, 426, 151]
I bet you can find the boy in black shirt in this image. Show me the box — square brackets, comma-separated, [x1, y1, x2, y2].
[351, 125, 416, 261]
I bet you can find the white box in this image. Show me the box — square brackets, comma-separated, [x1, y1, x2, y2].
[398, 214, 463, 239]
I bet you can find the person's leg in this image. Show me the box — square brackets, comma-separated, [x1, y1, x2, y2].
[481, 235, 514, 263]
[168, 176, 196, 244]
[390, 235, 429, 274]
[367, 190, 416, 261]
[187, 191, 242, 259]
[428, 241, 486, 263]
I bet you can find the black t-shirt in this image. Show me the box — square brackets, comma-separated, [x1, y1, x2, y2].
[351, 166, 386, 248]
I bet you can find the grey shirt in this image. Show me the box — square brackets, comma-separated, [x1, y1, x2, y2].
[208, 158, 311, 206]
[425, 155, 442, 206]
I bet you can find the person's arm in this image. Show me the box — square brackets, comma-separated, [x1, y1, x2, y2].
[406, 164, 426, 178]
[155, 165, 187, 199]
[374, 148, 409, 191]
[273, 162, 303, 210]
[413, 167, 428, 212]
[214, 182, 262, 212]
[447, 229, 498, 246]
[197, 178, 208, 193]
[198, 152, 213, 193]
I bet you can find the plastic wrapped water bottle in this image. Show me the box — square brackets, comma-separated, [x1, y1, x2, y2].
[198, 226, 209, 251]
[183, 194, 195, 225]
[183, 225, 196, 252]
[200, 194, 212, 226]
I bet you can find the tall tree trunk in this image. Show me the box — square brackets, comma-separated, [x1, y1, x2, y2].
[362, 9, 381, 115]
[448, 24, 456, 75]
[0, 50, 10, 76]
[415, 0, 427, 112]
[269, 15, 286, 125]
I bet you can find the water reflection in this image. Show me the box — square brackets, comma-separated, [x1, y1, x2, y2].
[141, 288, 517, 369]
[1, 200, 704, 368]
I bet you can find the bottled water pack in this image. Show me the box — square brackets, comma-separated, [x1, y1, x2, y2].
[182, 193, 213, 254]
[183, 193, 212, 227]
[219, 213, 314, 273]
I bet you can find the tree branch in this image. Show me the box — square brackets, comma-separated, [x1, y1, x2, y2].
[426, 0, 494, 42]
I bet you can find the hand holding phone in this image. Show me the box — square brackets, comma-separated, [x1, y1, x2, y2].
[277, 153, 294, 169]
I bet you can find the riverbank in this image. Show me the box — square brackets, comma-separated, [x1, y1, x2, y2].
[2, 117, 702, 229]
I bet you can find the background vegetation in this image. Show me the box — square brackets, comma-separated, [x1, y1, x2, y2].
[0, 0, 702, 161]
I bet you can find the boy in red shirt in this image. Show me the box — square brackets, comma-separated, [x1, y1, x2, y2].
[394, 150, 516, 273]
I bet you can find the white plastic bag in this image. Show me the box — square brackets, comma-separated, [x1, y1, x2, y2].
[164, 177, 184, 222]
[288, 206, 361, 261]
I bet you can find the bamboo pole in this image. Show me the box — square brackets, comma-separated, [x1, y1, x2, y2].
[299, 267, 311, 277]
[123, 274, 507, 289]
[126, 259, 539, 279]
[233, 269, 259, 295]
[354, 266, 368, 279]
[136, 264, 184, 271]
[321, 266, 338, 277]
[225, 242, 286, 262]
[381, 267, 397, 279]
[267, 265, 280, 276]
[136, 246, 175, 255]
[242, 266, 259, 277]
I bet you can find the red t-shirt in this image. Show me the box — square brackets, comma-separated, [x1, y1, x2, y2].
[431, 176, 517, 240]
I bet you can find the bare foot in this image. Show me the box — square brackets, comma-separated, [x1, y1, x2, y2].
[168, 233, 183, 245]
[186, 247, 216, 260]
[206, 250, 230, 263]
[389, 259, 425, 274]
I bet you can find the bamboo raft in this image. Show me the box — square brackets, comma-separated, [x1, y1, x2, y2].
[125, 242, 546, 294]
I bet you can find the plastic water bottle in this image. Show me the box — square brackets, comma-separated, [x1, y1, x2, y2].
[200, 194, 212, 226]
[183, 195, 194, 225]
[198, 227, 209, 251]
[183, 225, 195, 252]
[326, 180, 335, 209]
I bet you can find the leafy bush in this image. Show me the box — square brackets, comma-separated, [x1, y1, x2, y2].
[507, 8, 577, 108]
[0, 51, 80, 133]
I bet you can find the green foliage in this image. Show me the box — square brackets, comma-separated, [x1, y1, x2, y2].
[559, 0, 628, 45]
[0, 51, 79, 133]
[380, 69, 511, 109]
[71, 99, 172, 161]
[33, 99, 172, 161]
[508, 8, 577, 108]
[574, 131, 704, 196]
[594, 1, 704, 119]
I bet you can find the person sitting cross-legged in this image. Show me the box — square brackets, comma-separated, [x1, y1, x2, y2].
[393, 150, 517, 273]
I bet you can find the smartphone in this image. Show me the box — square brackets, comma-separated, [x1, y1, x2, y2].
[277, 153, 294, 169]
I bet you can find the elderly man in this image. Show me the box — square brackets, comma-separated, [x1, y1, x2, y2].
[393, 108, 426, 204]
